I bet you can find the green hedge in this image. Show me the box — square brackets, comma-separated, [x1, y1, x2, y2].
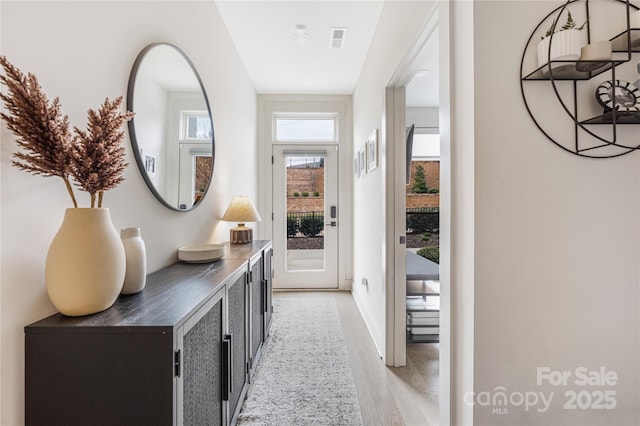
[416, 246, 439, 264]
[299, 214, 324, 237]
[406, 210, 439, 233]
[287, 215, 299, 237]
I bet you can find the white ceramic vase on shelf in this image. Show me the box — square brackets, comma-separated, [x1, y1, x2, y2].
[537, 29, 585, 70]
[45, 208, 125, 316]
[120, 227, 147, 295]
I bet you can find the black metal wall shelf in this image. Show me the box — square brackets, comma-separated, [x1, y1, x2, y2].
[611, 27, 640, 51]
[520, 0, 640, 158]
[523, 59, 626, 80]
[581, 110, 640, 124]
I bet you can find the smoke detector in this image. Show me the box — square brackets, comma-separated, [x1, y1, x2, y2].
[292, 24, 311, 45]
[330, 27, 347, 49]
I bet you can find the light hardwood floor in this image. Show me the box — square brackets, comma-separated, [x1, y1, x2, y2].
[274, 291, 439, 426]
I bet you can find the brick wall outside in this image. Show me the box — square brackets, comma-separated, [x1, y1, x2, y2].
[285, 161, 439, 212]
[406, 194, 439, 208]
[406, 160, 440, 209]
[287, 167, 324, 196]
[288, 196, 323, 213]
[290, 191, 438, 211]
[407, 160, 439, 191]
[286, 166, 325, 213]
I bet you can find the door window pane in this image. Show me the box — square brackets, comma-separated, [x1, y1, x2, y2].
[286, 155, 325, 271]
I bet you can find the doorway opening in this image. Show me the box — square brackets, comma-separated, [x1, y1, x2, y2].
[383, 3, 451, 425]
[257, 96, 352, 292]
[272, 144, 339, 289]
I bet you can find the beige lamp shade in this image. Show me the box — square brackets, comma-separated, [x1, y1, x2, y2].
[221, 196, 261, 244]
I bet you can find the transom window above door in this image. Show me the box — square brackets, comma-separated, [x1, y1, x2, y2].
[274, 114, 338, 143]
[181, 111, 212, 141]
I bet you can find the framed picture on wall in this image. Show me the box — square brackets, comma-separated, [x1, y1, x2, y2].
[358, 147, 366, 178]
[367, 129, 378, 172]
[144, 152, 158, 179]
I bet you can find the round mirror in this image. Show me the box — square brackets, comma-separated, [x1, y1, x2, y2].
[127, 43, 214, 211]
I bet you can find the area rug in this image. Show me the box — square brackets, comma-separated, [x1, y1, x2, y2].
[237, 297, 364, 426]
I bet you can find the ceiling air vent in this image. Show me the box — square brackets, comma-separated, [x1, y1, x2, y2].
[330, 27, 347, 50]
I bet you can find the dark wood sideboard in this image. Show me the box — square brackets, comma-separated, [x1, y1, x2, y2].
[24, 240, 273, 426]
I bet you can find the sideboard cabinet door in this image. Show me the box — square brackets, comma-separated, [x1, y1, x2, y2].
[25, 329, 174, 426]
[176, 287, 225, 426]
[226, 269, 249, 424]
[248, 254, 264, 379]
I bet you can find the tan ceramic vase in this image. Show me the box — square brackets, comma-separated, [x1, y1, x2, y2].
[45, 208, 125, 316]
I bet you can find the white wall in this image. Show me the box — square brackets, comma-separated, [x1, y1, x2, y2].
[467, 1, 640, 424]
[133, 75, 169, 196]
[352, 0, 437, 357]
[406, 106, 438, 128]
[0, 2, 257, 424]
[447, 1, 477, 423]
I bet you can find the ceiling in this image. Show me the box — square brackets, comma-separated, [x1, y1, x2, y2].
[215, 0, 438, 106]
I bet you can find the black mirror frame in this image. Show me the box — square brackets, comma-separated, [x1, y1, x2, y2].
[126, 42, 215, 212]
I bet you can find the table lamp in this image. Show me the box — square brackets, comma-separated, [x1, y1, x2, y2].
[221, 195, 262, 244]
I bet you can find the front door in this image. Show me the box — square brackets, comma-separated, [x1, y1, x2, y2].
[272, 145, 338, 288]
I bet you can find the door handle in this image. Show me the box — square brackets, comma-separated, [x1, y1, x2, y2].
[222, 334, 232, 401]
[327, 206, 337, 227]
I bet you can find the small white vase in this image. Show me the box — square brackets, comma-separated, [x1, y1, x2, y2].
[537, 29, 585, 70]
[120, 227, 147, 295]
[45, 208, 125, 316]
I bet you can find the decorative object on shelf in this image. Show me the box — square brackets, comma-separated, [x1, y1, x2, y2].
[178, 243, 226, 263]
[120, 227, 147, 294]
[537, 8, 587, 70]
[628, 10, 640, 47]
[46, 208, 126, 316]
[631, 9, 640, 28]
[632, 63, 640, 88]
[595, 80, 640, 112]
[366, 129, 378, 172]
[0, 56, 133, 315]
[222, 195, 262, 244]
[520, 0, 640, 158]
[576, 40, 612, 72]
